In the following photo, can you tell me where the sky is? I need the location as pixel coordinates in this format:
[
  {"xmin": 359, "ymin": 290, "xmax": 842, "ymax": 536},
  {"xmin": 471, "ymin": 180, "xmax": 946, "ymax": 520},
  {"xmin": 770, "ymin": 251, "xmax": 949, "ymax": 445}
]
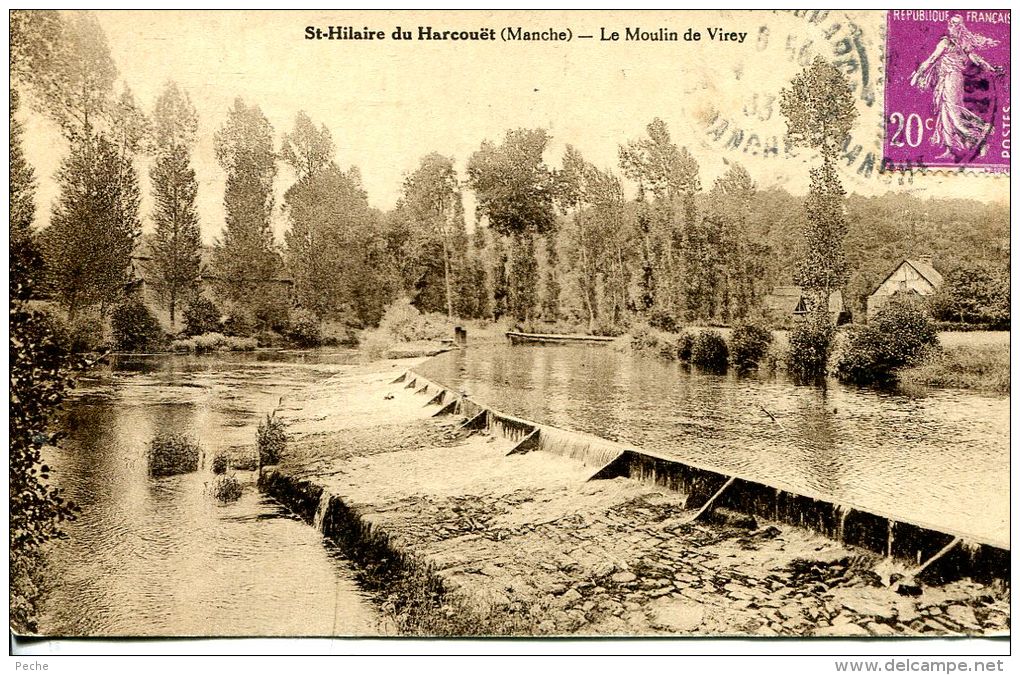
[{"xmin": 18, "ymin": 9, "xmax": 1009, "ymax": 244}]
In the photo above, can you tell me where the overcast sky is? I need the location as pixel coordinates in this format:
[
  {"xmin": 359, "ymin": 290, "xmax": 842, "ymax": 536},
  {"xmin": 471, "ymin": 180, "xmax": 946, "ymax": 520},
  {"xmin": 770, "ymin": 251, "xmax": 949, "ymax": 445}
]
[{"xmin": 19, "ymin": 10, "xmax": 1007, "ymax": 244}]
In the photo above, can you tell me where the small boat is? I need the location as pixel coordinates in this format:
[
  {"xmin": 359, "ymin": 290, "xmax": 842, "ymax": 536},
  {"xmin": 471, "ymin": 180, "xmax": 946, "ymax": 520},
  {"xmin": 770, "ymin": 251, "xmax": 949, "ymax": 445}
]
[{"xmin": 505, "ymin": 331, "xmax": 618, "ymax": 346}]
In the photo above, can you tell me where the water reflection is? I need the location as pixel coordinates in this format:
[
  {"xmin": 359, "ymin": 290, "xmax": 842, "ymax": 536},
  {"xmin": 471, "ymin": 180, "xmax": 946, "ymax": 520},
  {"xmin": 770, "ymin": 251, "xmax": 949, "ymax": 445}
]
[
  {"xmin": 40, "ymin": 352, "xmax": 379, "ymax": 637},
  {"xmin": 418, "ymin": 345, "xmax": 1009, "ymax": 544}
]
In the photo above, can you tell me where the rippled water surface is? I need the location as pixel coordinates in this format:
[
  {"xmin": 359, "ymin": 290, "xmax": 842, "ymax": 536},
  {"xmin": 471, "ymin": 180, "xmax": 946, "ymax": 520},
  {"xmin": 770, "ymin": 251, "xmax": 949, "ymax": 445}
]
[
  {"xmin": 418, "ymin": 345, "xmax": 1010, "ymax": 545},
  {"xmin": 40, "ymin": 351, "xmax": 380, "ymax": 637}
]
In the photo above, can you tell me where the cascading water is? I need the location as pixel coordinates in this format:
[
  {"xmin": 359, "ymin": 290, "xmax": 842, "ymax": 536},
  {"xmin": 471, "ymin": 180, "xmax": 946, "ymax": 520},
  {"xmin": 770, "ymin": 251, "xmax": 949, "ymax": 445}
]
[{"xmin": 313, "ymin": 491, "xmax": 332, "ymax": 532}]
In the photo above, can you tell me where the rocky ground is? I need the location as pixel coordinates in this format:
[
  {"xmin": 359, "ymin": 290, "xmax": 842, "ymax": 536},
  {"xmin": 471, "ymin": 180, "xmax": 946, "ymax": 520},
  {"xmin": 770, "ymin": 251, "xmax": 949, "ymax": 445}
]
[{"xmin": 271, "ymin": 360, "xmax": 1010, "ymax": 638}]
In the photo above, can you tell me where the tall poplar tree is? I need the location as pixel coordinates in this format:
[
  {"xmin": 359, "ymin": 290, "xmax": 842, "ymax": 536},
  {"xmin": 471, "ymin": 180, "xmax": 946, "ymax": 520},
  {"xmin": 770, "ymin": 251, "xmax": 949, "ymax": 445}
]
[
  {"xmin": 212, "ymin": 98, "xmax": 280, "ymax": 313},
  {"xmin": 150, "ymin": 82, "xmax": 201, "ymax": 327}
]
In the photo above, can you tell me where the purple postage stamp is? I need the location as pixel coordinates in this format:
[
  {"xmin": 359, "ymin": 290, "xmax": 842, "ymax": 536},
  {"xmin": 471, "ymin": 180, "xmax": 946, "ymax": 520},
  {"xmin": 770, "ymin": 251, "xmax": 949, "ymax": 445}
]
[{"xmin": 884, "ymin": 10, "xmax": 1010, "ymax": 172}]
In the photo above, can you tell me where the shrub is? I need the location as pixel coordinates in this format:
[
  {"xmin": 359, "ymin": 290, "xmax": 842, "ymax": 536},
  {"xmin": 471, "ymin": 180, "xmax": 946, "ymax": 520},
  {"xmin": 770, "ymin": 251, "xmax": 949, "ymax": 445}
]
[
  {"xmin": 53, "ymin": 311, "xmax": 108, "ymax": 354},
  {"xmin": 286, "ymin": 308, "xmax": 322, "ymax": 347},
  {"xmin": 786, "ymin": 318, "xmax": 836, "ymax": 380},
  {"xmin": 730, "ymin": 323, "xmax": 773, "ymax": 371},
  {"xmin": 256, "ymin": 409, "xmax": 288, "ymax": 466},
  {"xmin": 835, "ymin": 302, "xmax": 939, "ymax": 385},
  {"xmin": 183, "ymin": 296, "xmax": 221, "ymax": 336},
  {"xmin": 648, "ymin": 309, "xmax": 681, "ymax": 334},
  {"xmin": 676, "ymin": 331, "xmax": 695, "ymax": 363},
  {"xmin": 690, "ymin": 330, "xmax": 729, "ymax": 372},
  {"xmin": 148, "ymin": 433, "xmax": 200, "ymax": 477},
  {"xmin": 111, "ymin": 299, "xmax": 166, "ymax": 353},
  {"xmin": 212, "ymin": 475, "xmax": 243, "ymax": 503},
  {"xmin": 211, "ymin": 454, "xmax": 228, "ymax": 475},
  {"xmin": 222, "ymin": 304, "xmax": 257, "ymax": 337}
]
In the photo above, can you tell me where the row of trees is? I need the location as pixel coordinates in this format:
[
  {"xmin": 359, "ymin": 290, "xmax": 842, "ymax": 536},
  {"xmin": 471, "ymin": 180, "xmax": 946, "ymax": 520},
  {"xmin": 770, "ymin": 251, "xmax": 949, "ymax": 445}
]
[{"xmin": 13, "ymin": 12, "xmax": 1009, "ymax": 343}]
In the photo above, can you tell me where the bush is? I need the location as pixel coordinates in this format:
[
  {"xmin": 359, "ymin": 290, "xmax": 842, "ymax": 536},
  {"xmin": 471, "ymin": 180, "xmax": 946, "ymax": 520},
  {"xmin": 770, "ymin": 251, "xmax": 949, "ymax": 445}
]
[
  {"xmin": 53, "ymin": 311, "xmax": 108, "ymax": 354},
  {"xmin": 835, "ymin": 302, "xmax": 939, "ymax": 385},
  {"xmin": 211, "ymin": 454, "xmax": 228, "ymax": 475},
  {"xmin": 786, "ymin": 318, "xmax": 836, "ymax": 380},
  {"xmin": 211, "ymin": 475, "xmax": 243, "ymax": 503},
  {"xmin": 148, "ymin": 433, "xmax": 200, "ymax": 477},
  {"xmin": 730, "ymin": 323, "xmax": 773, "ymax": 371},
  {"xmin": 690, "ymin": 330, "xmax": 729, "ymax": 372},
  {"xmin": 183, "ymin": 296, "xmax": 221, "ymax": 336},
  {"xmin": 676, "ymin": 331, "xmax": 695, "ymax": 363},
  {"xmin": 111, "ymin": 299, "xmax": 166, "ymax": 353},
  {"xmin": 648, "ymin": 309, "xmax": 681, "ymax": 334},
  {"xmin": 222, "ymin": 304, "xmax": 257, "ymax": 337},
  {"xmin": 256, "ymin": 409, "xmax": 288, "ymax": 466},
  {"xmin": 286, "ymin": 308, "xmax": 322, "ymax": 347}
]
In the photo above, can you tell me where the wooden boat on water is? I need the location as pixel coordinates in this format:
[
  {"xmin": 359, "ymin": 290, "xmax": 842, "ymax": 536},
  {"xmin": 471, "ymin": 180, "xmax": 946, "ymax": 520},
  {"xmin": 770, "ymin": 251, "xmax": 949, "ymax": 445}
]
[{"xmin": 505, "ymin": 331, "xmax": 618, "ymax": 346}]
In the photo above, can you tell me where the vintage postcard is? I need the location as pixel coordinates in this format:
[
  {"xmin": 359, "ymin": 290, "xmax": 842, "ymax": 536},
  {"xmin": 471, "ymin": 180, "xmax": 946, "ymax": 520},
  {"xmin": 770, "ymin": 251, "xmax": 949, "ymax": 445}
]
[{"xmin": 9, "ymin": 8, "xmax": 1010, "ymax": 656}]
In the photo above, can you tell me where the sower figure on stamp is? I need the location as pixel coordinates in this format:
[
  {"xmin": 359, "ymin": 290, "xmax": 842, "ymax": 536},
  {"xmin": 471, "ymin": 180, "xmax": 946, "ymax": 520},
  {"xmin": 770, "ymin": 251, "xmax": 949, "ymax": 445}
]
[{"xmin": 909, "ymin": 14, "xmax": 1003, "ymax": 160}]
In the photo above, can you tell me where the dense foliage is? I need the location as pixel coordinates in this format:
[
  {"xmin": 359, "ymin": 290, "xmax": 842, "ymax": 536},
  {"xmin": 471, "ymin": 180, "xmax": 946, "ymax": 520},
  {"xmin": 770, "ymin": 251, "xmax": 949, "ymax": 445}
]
[
  {"xmin": 111, "ymin": 298, "xmax": 165, "ymax": 352},
  {"xmin": 786, "ymin": 319, "xmax": 836, "ymax": 380},
  {"xmin": 835, "ymin": 302, "xmax": 940, "ymax": 385},
  {"xmin": 729, "ymin": 323, "xmax": 773, "ymax": 371},
  {"xmin": 690, "ymin": 330, "xmax": 729, "ymax": 372},
  {"xmin": 10, "ymin": 83, "xmax": 82, "ymax": 633},
  {"xmin": 183, "ymin": 296, "xmax": 221, "ymax": 336},
  {"xmin": 147, "ymin": 433, "xmax": 201, "ymax": 477},
  {"xmin": 256, "ymin": 410, "xmax": 288, "ymax": 466}
]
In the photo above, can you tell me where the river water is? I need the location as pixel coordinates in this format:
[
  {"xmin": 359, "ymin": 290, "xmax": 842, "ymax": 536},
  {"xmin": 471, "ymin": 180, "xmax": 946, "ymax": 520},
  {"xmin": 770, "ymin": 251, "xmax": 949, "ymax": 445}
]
[
  {"xmin": 38, "ymin": 351, "xmax": 381, "ymax": 637},
  {"xmin": 418, "ymin": 344, "xmax": 1010, "ymax": 546}
]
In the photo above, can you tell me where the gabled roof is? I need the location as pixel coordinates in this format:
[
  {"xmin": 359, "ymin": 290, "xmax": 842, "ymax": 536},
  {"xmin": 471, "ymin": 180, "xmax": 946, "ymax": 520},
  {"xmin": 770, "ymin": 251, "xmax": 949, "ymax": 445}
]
[
  {"xmin": 870, "ymin": 258, "xmax": 944, "ymax": 295},
  {"xmin": 764, "ymin": 286, "xmax": 843, "ymax": 314}
]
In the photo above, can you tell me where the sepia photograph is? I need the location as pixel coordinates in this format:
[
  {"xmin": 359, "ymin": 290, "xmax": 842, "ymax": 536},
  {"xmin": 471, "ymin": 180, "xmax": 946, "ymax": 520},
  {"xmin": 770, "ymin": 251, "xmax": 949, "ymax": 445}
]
[{"xmin": 8, "ymin": 7, "xmax": 1010, "ymax": 659}]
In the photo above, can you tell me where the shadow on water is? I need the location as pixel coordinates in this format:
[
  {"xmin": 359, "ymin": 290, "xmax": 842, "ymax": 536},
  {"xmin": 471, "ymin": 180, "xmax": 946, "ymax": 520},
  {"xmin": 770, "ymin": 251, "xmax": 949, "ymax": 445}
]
[{"xmin": 418, "ymin": 344, "xmax": 1009, "ymax": 544}]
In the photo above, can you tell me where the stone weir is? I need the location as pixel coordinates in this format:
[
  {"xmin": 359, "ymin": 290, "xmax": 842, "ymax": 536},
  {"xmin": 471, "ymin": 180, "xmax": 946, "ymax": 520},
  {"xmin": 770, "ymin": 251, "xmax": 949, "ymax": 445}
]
[{"xmin": 401, "ymin": 370, "xmax": 1009, "ymax": 585}]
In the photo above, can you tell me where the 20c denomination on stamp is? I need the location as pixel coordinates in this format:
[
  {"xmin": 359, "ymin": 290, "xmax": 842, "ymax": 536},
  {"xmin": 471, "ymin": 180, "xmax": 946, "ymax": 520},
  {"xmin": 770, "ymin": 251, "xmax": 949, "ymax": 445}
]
[{"xmin": 884, "ymin": 10, "xmax": 1010, "ymax": 172}]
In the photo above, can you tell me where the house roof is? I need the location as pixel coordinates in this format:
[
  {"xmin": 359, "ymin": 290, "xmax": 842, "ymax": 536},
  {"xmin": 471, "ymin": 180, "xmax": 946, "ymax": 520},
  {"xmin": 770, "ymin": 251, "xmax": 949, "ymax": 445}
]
[
  {"xmin": 870, "ymin": 258, "xmax": 944, "ymax": 295},
  {"xmin": 764, "ymin": 286, "xmax": 842, "ymax": 314}
]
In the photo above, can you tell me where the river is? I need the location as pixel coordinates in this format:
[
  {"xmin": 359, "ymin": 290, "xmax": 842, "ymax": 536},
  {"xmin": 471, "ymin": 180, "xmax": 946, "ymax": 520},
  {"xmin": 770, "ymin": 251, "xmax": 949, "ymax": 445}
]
[
  {"xmin": 38, "ymin": 351, "xmax": 382, "ymax": 637},
  {"xmin": 417, "ymin": 344, "xmax": 1010, "ymax": 546}
]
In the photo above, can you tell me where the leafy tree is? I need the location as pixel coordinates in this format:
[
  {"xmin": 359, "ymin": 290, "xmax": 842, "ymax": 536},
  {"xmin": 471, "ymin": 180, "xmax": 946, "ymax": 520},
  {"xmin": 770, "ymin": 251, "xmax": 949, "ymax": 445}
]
[
  {"xmin": 467, "ymin": 129, "xmax": 556, "ymax": 322},
  {"xmin": 12, "ymin": 10, "xmax": 116, "ymax": 139},
  {"xmin": 10, "ymin": 86, "xmax": 81, "ymax": 632},
  {"xmin": 10, "ymin": 90, "xmax": 42, "ymax": 299},
  {"xmin": 400, "ymin": 153, "xmax": 467, "ymax": 319},
  {"xmin": 780, "ymin": 56, "xmax": 858, "ymax": 313},
  {"xmin": 706, "ymin": 163, "xmax": 759, "ymax": 321},
  {"xmin": 928, "ymin": 262, "xmax": 1010, "ymax": 328},
  {"xmin": 284, "ymin": 163, "xmax": 395, "ymax": 326},
  {"xmin": 619, "ymin": 119, "xmax": 705, "ymax": 321},
  {"xmin": 111, "ymin": 298, "xmax": 166, "ymax": 352},
  {"xmin": 42, "ymin": 133, "xmax": 141, "ymax": 317},
  {"xmin": 780, "ymin": 57, "xmax": 858, "ymax": 376},
  {"xmin": 150, "ymin": 82, "xmax": 201, "ymax": 327},
  {"xmin": 212, "ymin": 98, "xmax": 281, "ymax": 316},
  {"xmin": 280, "ymin": 111, "xmax": 335, "ymax": 180},
  {"xmin": 556, "ymin": 146, "xmax": 629, "ymax": 331}
]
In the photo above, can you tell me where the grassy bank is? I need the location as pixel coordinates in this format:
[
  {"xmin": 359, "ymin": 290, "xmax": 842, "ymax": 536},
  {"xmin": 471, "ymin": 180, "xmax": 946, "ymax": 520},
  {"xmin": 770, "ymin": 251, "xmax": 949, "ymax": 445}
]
[{"xmin": 899, "ymin": 342, "xmax": 1010, "ymax": 395}]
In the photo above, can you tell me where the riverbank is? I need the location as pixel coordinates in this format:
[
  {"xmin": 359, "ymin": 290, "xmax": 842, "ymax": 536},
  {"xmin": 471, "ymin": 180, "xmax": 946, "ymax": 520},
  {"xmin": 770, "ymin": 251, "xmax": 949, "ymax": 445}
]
[
  {"xmin": 627, "ymin": 325, "xmax": 1009, "ymax": 395},
  {"xmin": 260, "ymin": 359, "xmax": 1010, "ymax": 637},
  {"xmin": 899, "ymin": 333, "xmax": 1010, "ymax": 395}
]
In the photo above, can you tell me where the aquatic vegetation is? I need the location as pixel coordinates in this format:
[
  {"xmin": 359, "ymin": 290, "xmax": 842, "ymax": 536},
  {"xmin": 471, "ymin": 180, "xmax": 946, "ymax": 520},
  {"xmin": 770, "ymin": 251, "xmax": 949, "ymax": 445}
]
[
  {"xmin": 257, "ymin": 408, "xmax": 288, "ymax": 466},
  {"xmin": 211, "ymin": 475, "xmax": 243, "ymax": 502},
  {"xmin": 148, "ymin": 433, "xmax": 201, "ymax": 477}
]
